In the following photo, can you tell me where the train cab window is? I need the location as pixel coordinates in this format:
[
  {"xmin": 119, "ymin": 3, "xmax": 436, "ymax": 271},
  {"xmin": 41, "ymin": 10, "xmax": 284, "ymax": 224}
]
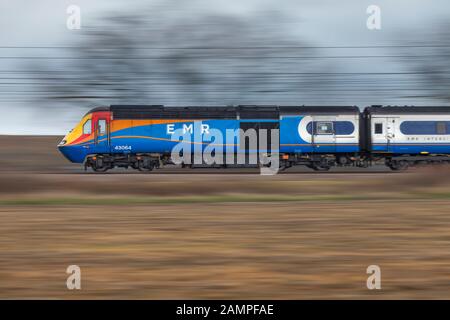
[
  {"xmin": 98, "ymin": 119, "xmax": 107, "ymax": 135},
  {"xmin": 374, "ymin": 123, "xmax": 383, "ymax": 134},
  {"xmin": 316, "ymin": 122, "xmax": 333, "ymax": 135},
  {"xmin": 437, "ymin": 122, "xmax": 446, "ymax": 135},
  {"xmin": 83, "ymin": 119, "xmax": 92, "ymax": 135}
]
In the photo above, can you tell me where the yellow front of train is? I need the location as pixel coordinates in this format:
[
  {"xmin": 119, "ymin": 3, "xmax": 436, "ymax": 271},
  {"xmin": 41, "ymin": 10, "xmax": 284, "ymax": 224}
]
[{"xmin": 58, "ymin": 113, "xmax": 94, "ymax": 163}]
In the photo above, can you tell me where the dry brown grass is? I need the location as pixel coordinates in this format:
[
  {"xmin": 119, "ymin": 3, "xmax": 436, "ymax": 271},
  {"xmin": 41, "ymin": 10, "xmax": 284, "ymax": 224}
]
[{"xmin": 2, "ymin": 201, "xmax": 450, "ymax": 299}]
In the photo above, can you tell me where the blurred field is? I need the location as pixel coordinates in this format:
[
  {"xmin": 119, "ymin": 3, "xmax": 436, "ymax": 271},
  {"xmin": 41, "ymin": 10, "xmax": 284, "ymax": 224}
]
[{"xmin": 2, "ymin": 135, "xmax": 450, "ymax": 299}]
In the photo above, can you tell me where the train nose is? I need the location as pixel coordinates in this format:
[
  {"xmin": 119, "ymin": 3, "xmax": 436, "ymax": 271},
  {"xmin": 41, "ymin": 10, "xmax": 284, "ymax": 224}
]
[
  {"xmin": 58, "ymin": 137, "xmax": 69, "ymax": 158},
  {"xmin": 58, "ymin": 145, "xmax": 72, "ymax": 161},
  {"xmin": 58, "ymin": 144, "xmax": 84, "ymax": 163}
]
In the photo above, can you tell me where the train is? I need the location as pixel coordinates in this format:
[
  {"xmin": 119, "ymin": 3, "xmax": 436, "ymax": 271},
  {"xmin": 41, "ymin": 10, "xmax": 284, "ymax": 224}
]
[{"xmin": 57, "ymin": 105, "xmax": 450, "ymax": 172}]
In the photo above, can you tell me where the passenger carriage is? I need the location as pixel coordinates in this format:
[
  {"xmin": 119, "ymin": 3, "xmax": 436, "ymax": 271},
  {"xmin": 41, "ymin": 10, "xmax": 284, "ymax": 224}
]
[{"xmin": 363, "ymin": 106, "xmax": 450, "ymax": 170}]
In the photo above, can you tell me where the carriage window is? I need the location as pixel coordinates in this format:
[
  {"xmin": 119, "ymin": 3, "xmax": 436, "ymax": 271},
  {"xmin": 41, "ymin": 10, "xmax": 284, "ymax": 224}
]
[
  {"xmin": 437, "ymin": 122, "xmax": 446, "ymax": 135},
  {"xmin": 316, "ymin": 122, "xmax": 333, "ymax": 135},
  {"xmin": 374, "ymin": 123, "xmax": 383, "ymax": 134},
  {"xmin": 83, "ymin": 119, "xmax": 92, "ymax": 135},
  {"xmin": 307, "ymin": 121, "xmax": 354, "ymax": 135},
  {"xmin": 401, "ymin": 121, "xmax": 450, "ymax": 135},
  {"xmin": 98, "ymin": 119, "xmax": 107, "ymax": 135}
]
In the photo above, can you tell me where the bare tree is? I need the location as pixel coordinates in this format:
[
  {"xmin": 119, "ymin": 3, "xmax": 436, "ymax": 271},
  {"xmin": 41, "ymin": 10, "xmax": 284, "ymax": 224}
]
[
  {"xmin": 31, "ymin": 6, "xmax": 332, "ymax": 109},
  {"xmin": 403, "ymin": 23, "xmax": 450, "ymax": 103}
]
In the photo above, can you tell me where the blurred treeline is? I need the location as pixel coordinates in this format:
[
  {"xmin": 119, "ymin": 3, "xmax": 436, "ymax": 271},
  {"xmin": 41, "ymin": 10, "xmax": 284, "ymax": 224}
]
[{"xmin": 2, "ymin": 2, "xmax": 450, "ymax": 110}]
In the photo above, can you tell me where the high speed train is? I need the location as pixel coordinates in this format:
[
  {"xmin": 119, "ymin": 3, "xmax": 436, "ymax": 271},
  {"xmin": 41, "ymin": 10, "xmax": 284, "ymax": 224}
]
[{"xmin": 57, "ymin": 105, "xmax": 450, "ymax": 172}]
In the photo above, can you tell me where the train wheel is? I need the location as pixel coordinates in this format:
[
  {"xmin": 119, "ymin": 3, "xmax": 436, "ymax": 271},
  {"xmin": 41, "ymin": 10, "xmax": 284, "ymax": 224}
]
[
  {"xmin": 92, "ymin": 164, "xmax": 109, "ymax": 173},
  {"xmin": 137, "ymin": 160, "xmax": 154, "ymax": 172},
  {"xmin": 389, "ymin": 160, "xmax": 409, "ymax": 171},
  {"xmin": 312, "ymin": 164, "xmax": 331, "ymax": 171}
]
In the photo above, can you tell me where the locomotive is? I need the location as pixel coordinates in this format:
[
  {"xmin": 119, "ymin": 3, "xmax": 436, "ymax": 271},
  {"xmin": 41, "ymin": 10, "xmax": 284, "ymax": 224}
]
[{"xmin": 57, "ymin": 105, "xmax": 450, "ymax": 172}]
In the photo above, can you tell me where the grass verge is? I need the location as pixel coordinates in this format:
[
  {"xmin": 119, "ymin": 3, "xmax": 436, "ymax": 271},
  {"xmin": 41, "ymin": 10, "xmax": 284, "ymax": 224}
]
[{"xmin": 1, "ymin": 192, "xmax": 449, "ymax": 206}]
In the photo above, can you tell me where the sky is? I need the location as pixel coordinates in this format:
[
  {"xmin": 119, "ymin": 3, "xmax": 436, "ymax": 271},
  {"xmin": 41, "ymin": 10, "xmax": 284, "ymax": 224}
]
[{"xmin": 0, "ymin": 0, "xmax": 449, "ymax": 134}]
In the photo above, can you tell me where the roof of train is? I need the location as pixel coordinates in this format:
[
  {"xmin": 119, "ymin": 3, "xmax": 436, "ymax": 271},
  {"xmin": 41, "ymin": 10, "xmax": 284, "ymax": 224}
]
[
  {"xmin": 365, "ymin": 106, "xmax": 450, "ymax": 114},
  {"xmin": 85, "ymin": 105, "xmax": 450, "ymax": 118},
  {"xmin": 86, "ymin": 105, "xmax": 360, "ymax": 119}
]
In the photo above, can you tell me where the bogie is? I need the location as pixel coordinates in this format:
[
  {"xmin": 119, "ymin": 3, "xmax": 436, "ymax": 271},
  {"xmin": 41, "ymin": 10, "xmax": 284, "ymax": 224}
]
[{"xmin": 85, "ymin": 154, "xmax": 161, "ymax": 173}]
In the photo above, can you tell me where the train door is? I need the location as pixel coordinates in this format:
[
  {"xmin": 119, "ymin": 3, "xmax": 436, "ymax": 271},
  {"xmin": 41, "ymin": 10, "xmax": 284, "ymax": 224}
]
[
  {"xmin": 372, "ymin": 117, "xmax": 396, "ymax": 152},
  {"xmin": 93, "ymin": 116, "xmax": 110, "ymax": 154},
  {"xmin": 239, "ymin": 121, "xmax": 279, "ymax": 165},
  {"xmin": 386, "ymin": 118, "xmax": 397, "ymax": 152},
  {"xmin": 311, "ymin": 116, "xmax": 336, "ymax": 153}
]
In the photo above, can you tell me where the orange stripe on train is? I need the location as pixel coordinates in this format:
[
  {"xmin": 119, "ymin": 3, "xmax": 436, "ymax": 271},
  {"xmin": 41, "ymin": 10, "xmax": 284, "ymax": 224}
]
[{"xmin": 110, "ymin": 119, "xmax": 193, "ymax": 133}]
